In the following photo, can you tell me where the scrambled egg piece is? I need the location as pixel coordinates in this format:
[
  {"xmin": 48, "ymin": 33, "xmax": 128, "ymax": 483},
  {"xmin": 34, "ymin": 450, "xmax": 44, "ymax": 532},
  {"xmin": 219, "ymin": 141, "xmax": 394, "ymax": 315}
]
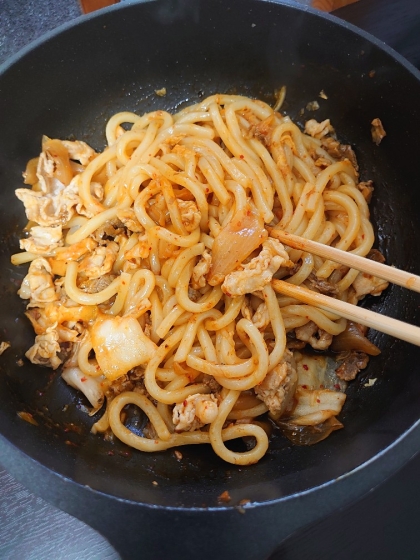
[
  {"xmin": 178, "ymin": 200, "xmax": 201, "ymax": 232},
  {"xmin": 221, "ymin": 238, "xmax": 290, "ymax": 296},
  {"xmin": 78, "ymin": 242, "xmax": 119, "ymax": 279},
  {"xmin": 124, "ymin": 235, "xmax": 151, "ymax": 263},
  {"xmin": 173, "ymin": 393, "xmax": 218, "ymax": 432},
  {"xmin": 55, "ymin": 237, "xmax": 98, "ymax": 262}
]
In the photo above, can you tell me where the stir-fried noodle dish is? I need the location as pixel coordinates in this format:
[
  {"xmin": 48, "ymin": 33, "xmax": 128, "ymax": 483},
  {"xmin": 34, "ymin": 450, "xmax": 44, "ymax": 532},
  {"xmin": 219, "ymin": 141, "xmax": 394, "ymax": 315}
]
[{"xmin": 12, "ymin": 94, "xmax": 388, "ymax": 465}]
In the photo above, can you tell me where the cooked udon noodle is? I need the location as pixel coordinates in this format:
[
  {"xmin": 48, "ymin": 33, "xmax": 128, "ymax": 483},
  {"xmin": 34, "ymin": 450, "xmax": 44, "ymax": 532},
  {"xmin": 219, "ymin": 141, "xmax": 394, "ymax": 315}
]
[{"xmin": 12, "ymin": 94, "xmax": 387, "ymax": 465}]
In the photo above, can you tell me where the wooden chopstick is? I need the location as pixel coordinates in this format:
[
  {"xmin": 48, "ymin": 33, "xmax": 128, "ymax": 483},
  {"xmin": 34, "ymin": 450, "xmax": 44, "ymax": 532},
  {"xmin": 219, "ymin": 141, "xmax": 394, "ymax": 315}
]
[
  {"xmin": 270, "ymin": 229, "xmax": 420, "ymax": 294},
  {"xmin": 271, "ymin": 279, "xmax": 420, "ymax": 346}
]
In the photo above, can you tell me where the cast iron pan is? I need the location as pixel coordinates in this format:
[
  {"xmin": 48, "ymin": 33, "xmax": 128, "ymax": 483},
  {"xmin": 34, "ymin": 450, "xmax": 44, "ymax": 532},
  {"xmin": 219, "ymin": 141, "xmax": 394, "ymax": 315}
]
[{"xmin": 0, "ymin": 1, "xmax": 419, "ymax": 558}]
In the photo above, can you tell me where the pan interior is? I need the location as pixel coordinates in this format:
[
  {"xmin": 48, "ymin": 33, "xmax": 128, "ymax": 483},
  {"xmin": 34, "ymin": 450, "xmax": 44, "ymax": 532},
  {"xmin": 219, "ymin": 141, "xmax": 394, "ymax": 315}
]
[{"xmin": 0, "ymin": 0, "xmax": 419, "ymax": 508}]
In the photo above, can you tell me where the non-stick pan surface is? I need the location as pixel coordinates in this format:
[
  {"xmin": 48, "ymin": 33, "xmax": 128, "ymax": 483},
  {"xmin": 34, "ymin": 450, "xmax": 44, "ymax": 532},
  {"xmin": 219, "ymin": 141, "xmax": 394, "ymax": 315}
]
[{"xmin": 0, "ymin": 1, "xmax": 419, "ymax": 558}]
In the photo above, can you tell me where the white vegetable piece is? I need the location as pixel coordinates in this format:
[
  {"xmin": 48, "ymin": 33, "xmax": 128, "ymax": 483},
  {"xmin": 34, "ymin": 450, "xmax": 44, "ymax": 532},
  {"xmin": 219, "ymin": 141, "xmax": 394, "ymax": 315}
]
[
  {"xmin": 62, "ymin": 366, "xmax": 104, "ymax": 410},
  {"xmin": 90, "ymin": 315, "xmax": 157, "ymax": 380}
]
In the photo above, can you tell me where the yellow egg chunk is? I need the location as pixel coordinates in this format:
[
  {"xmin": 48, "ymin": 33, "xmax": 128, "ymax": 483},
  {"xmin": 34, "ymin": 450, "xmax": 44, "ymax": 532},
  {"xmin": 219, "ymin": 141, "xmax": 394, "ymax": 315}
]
[{"xmin": 91, "ymin": 315, "xmax": 157, "ymax": 380}]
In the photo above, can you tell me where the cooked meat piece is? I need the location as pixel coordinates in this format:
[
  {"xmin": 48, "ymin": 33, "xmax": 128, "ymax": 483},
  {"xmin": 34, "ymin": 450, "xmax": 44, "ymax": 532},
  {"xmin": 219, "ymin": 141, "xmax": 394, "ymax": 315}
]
[
  {"xmin": 352, "ymin": 272, "xmax": 388, "ymax": 301},
  {"xmin": 105, "ymin": 374, "xmax": 133, "ymax": 398},
  {"xmin": 357, "ymin": 180, "xmax": 374, "ymax": 203},
  {"xmin": 222, "ymin": 238, "xmax": 291, "ymax": 297},
  {"xmin": 335, "ymin": 351, "xmax": 369, "ymax": 381},
  {"xmin": 91, "ymin": 219, "xmax": 124, "ymax": 243},
  {"xmin": 25, "ymin": 304, "xmax": 80, "ymax": 342},
  {"xmin": 306, "ymin": 101, "xmax": 320, "ymax": 112},
  {"xmin": 347, "ymin": 253, "xmax": 388, "ymax": 303},
  {"xmin": 255, "ymin": 349, "xmax": 297, "ymax": 418},
  {"xmin": 202, "ymin": 374, "xmax": 222, "ymax": 393},
  {"xmin": 304, "ymin": 118, "xmax": 334, "ymax": 139},
  {"xmin": 367, "ymin": 248, "xmax": 386, "ymax": 263},
  {"xmin": 371, "ymin": 118, "xmax": 386, "ymax": 145},
  {"xmin": 78, "ymin": 274, "xmax": 117, "ymax": 294},
  {"xmin": 314, "ymin": 156, "xmax": 333, "ymax": 169},
  {"xmin": 251, "ymin": 115, "xmax": 275, "ymax": 145},
  {"xmin": 20, "ymin": 225, "xmax": 63, "ymax": 255},
  {"xmin": 307, "ymin": 272, "xmax": 339, "ymax": 296},
  {"xmin": 18, "ymin": 257, "xmax": 58, "ymax": 307},
  {"xmin": 61, "ymin": 140, "xmax": 96, "ymax": 165},
  {"xmin": 15, "ymin": 152, "xmax": 79, "ymax": 227},
  {"xmin": 172, "ymin": 393, "xmax": 219, "ymax": 432},
  {"xmin": 191, "ymin": 250, "xmax": 212, "ymax": 289},
  {"xmin": 321, "ymin": 137, "xmax": 359, "ymax": 170},
  {"xmin": 25, "ymin": 327, "xmax": 62, "ymax": 369},
  {"xmin": 286, "ymin": 334, "xmax": 306, "ymax": 350},
  {"xmin": 295, "ymin": 320, "xmax": 333, "ymax": 350}
]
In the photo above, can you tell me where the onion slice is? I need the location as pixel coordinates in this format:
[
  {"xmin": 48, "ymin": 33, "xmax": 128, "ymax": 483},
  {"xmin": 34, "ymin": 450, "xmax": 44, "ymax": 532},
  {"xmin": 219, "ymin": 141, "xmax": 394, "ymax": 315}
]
[
  {"xmin": 276, "ymin": 416, "xmax": 343, "ymax": 446},
  {"xmin": 331, "ymin": 321, "xmax": 380, "ymax": 356},
  {"xmin": 208, "ymin": 204, "xmax": 267, "ymax": 286}
]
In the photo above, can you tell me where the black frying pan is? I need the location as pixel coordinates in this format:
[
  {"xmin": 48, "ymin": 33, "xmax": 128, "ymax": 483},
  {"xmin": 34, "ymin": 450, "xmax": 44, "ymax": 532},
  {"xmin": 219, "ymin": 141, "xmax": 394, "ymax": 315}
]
[{"xmin": 0, "ymin": 1, "xmax": 419, "ymax": 558}]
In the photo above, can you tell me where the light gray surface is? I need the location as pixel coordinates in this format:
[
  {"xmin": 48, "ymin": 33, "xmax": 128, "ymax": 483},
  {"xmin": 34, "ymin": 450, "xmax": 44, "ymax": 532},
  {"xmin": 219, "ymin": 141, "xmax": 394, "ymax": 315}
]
[
  {"xmin": 0, "ymin": 0, "xmax": 81, "ymax": 65},
  {"xmin": 0, "ymin": 470, "xmax": 119, "ymax": 560}
]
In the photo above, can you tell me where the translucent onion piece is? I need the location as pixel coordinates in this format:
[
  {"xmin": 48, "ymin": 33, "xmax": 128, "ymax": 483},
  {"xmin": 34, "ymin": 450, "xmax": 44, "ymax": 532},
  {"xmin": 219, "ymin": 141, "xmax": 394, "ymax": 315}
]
[
  {"xmin": 207, "ymin": 204, "xmax": 267, "ymax": 286},
  {"xmin": 331, "ymin": 321, "xmax": 380, "ymax": 356},
  {"xmin": 276, "ymin": 416, "xmax": 344, "ymax": 446},
  {"xmin": 42, "ymin": 137, "xmax": 73, "ymax": 187}
]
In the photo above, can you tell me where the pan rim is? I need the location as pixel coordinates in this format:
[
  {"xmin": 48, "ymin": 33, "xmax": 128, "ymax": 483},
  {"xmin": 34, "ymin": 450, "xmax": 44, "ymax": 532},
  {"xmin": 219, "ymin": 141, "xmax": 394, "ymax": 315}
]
[
  {"xmin": 1, "ymin": 0, "xmax": 420, "ymax": 82},
  {"xmin": 1, "ymin": 416, "xmax": 420, "ymax": 513},
  {"xmin": 1, "ymin": 0, "xmax": 420, "ymax": 518}
]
